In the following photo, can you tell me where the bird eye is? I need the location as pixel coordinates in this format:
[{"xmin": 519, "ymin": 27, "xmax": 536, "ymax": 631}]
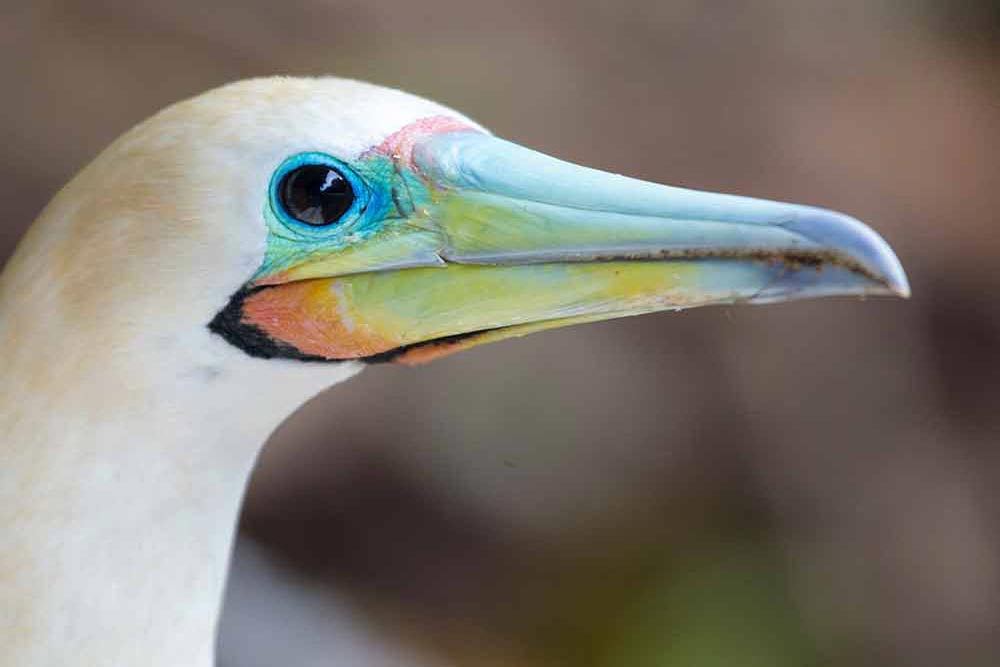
[{"xmin": 278, "ymin": 164, "xmax": 355, "ymax": 226}]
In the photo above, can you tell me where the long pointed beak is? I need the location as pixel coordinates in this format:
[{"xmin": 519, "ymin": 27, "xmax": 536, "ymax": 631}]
[
  {"xmin": 416, "ymin": 132, "xmax": 908, "ymax": 298},
  {"xmin": 241, "ymin": 129, "xmax": 909, "ymax": 363}
]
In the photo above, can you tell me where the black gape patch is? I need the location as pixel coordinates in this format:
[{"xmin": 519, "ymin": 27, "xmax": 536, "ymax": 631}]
[
  {"xmin": 361, "ymin": 330, "xmax": 492, "ymax": 364},
  {"xmin": 208, "ymin": 286, "xmax": 331, "ymax": 363},
  {"xmin": 208, "ymin": 286, "xmax": 488, "ymax": 364}
]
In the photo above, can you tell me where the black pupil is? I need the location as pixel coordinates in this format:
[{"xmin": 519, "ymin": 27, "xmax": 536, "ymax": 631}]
[{"xmin": 279, "ymin": 165, "xmax": 354, "ymax": 226}]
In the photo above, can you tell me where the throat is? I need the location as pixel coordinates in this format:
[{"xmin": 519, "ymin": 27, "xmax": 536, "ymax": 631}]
[
  {"xmin": 0, "ymin": 339, "xmax": 359, "ymax": 667},
  {"xmin": 1, "ymin": 401, "xmax": 257, "ymax": 666}
]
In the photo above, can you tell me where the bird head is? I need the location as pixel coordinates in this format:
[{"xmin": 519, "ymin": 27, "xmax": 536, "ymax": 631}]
[{"xmin": 13, "ymin": 77, "xmax": 907, "ymax": 374}]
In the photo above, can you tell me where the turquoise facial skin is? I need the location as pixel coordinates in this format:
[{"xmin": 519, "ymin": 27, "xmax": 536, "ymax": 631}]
[{"xmin": 257, "ymin": 151, "xmax": 434, "ymax": 281}]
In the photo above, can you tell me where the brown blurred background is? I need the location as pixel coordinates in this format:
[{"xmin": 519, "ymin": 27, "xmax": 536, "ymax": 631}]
[{"xmin": 3, "ymin": 1, "xmax": 999, "ymax": 665}]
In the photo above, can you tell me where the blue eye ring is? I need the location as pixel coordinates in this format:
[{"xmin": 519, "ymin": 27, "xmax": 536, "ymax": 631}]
[{"xmin": 268, "ymin": 152, "xmax": 371, "ymax": 238}]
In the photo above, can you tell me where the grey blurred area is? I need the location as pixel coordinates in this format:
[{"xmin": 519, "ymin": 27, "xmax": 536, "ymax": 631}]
[{"xmin": 3, "ymin": 1, "xmax": 1000, "ymax": 665}]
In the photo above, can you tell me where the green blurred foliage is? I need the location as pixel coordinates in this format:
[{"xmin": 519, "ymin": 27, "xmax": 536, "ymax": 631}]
[{"xmin": 603, "ymin": 545, "xmax": 816, "ymax": 667}]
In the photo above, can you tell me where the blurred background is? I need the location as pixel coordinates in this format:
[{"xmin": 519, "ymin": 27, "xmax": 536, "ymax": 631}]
[{"xmin": 2, "ymin": 1, "xmax": 999, "ymax": 665}]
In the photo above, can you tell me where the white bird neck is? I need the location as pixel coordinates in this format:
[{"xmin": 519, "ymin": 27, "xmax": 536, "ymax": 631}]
[{"xmin": 0, "ymin": 232, "xmax": 361, "ymax": 666}]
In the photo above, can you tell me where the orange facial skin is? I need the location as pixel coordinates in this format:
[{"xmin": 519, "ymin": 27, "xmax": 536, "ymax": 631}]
[{"xmin": 241, "ymin": 280, "xmax": 398, "ymax": 360}]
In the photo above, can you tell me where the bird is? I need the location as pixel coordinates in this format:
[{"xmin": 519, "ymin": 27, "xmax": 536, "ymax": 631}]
[{"xmin": 0, "ymin": 77, "xmax": 908, "ymax": 666}]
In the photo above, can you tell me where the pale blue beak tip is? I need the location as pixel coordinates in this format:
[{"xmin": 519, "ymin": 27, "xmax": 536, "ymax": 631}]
[{"xmin": 786, "ymin": 207, "xmax": 911, "ymax": 299}]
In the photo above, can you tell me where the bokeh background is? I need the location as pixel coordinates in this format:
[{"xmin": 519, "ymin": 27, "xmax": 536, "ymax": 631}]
[{"xmin": 3, "ymin": 1, "xmax": 999, "ymax": 665}]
